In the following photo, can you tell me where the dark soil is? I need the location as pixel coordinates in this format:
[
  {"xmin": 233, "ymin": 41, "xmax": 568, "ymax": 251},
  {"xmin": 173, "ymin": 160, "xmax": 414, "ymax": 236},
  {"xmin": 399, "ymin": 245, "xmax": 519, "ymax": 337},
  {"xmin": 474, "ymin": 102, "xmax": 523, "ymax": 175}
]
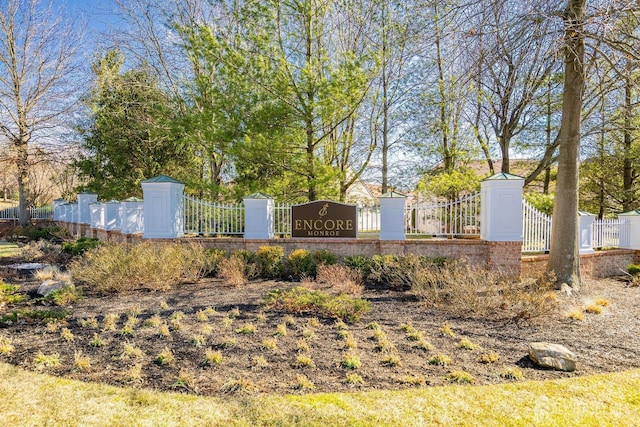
[{"xmin": 1, "ymin": 256, "xmax": 639, "ymax": 396}]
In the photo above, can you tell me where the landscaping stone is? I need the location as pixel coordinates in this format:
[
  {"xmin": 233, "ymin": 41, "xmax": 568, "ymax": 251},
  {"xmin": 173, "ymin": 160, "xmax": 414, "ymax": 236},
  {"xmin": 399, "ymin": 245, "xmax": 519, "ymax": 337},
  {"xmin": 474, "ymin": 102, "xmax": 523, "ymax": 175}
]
[
  {"xmin": 528, "ymin": 342, "xmax": 577, "ymax": 372},
  {"xmin": 37, "ymin": 279, "xmax": 72, "ymax": 297}
]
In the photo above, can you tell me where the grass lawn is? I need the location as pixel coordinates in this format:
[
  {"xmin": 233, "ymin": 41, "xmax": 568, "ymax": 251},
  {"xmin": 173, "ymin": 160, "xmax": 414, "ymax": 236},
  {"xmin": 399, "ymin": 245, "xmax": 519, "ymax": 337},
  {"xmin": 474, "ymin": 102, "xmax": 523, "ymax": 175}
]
[
  {"xmin": 0, "ymin": 241, "xmax": 19, "ymax": 258},
  {"xmin": 0, "ymin": 362, "xmax": 638, "ymax": 426}
]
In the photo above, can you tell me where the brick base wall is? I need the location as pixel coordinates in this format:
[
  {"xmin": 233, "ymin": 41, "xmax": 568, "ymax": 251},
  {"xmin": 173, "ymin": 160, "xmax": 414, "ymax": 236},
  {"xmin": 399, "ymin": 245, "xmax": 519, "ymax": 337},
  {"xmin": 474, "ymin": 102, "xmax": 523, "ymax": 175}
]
[{"xmin": 521, "ymin": 249, "xmax": 639, "ymax": 279}]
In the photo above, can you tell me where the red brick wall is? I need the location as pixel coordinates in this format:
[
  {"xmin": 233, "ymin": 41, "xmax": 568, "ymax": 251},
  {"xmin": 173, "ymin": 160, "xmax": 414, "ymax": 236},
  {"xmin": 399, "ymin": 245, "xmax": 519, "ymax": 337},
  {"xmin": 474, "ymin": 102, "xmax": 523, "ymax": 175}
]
[{"xmin": 522, "ymin": 249, "xmax": 637, "ymax": 279}]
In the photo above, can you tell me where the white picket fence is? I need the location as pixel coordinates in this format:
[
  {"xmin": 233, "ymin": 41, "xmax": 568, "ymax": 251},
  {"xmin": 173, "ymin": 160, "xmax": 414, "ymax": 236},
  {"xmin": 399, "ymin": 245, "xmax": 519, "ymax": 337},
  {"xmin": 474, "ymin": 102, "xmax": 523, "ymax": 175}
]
[
  {"xmin": 0, "ymin": 206, "xmax": 53, "ymax": 221},
  {"xmin": 521, "ymin": 200, "xmax": 630, "ymax": 253},
  {"xmin": 406, "ymin": 193, "xmax": 481, "ymax": 236},
  {"xmin": 183, "ymin": 194, "xmax": 244, "ymax": 235}
]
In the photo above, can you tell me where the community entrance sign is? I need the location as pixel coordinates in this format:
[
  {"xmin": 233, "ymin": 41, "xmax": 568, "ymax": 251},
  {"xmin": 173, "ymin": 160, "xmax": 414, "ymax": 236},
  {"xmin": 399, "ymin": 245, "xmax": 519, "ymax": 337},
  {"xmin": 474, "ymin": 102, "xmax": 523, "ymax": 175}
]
[{"xmin": 291, "ymin": 201, "xmax": 357, "ymax": 238}]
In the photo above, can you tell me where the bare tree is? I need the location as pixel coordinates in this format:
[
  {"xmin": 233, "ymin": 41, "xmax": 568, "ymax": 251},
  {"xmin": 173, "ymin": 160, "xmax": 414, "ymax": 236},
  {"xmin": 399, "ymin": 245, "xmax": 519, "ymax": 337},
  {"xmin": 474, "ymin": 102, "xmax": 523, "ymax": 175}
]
[{"xmin": 0, "ymin": 0, "xmax": 82, "ymax": 225}]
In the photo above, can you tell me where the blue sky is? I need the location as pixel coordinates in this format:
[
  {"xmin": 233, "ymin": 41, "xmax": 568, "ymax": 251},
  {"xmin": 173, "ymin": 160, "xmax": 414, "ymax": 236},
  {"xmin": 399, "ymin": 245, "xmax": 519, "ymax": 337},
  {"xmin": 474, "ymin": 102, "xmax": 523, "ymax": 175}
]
[{"xmin": 61, "ymin": 0, "xmax": 121, "ymax": 34}]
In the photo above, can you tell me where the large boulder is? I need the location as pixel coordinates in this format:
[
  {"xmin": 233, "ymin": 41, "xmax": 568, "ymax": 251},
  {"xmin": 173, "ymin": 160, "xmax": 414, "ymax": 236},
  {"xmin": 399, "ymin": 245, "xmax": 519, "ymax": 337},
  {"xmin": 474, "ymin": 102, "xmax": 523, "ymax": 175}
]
[
  {"xmin": 37, "ymin": 279, "xmax": 73, "ymax": 297},
  {"xmin": 528, "ymin": 342, "xmax": 577, "ymax": 372}
]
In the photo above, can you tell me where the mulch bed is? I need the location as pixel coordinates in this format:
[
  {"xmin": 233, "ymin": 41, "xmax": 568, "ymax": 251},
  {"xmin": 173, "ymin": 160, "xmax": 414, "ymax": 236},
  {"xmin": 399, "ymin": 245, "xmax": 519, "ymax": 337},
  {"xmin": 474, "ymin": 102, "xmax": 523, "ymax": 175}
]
[{"xmin": 1, "ymin": 257, "xmax": 639, "ymax": 396}]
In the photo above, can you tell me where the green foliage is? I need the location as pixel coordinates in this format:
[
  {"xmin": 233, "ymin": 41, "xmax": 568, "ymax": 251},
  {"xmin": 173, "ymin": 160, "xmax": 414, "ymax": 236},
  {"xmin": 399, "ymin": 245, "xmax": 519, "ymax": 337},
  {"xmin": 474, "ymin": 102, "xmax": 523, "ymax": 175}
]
[
  {"xmin": 628, "ymin": 264, "xmax": 640, "ymax": 276},
  {"xmin": 263, "ymin": 287, "xmax": 371, "ymax": 323},
  {"xmin": 203, "ymin": 249, "xmax": 226, "ymax": 277},
  {"xmin": 45, "ymin": 286, "xmax": 81, "ymax": 306},
  {"xmin": 62, "ymin": 237, "xmax": 101, "ymax": 256},
  {"xmin": 70, "ymin": 242, "xmax": 210, "ymax": 293},
  {"xmin": 0, "ymin": 282, "xmax": 27, "ymax": 306},
  {"xmin": 525, "ymin": 192, "xmax": 554, "ymax": 216},
  {"xmin": 0, "ymin": 308, "xmax": 70, "ymax": 324},
  {"xmin": 75, "ymin": 49, "xmax": 194, "ymax": 199},
  {"xmin": 256, "ymin": 246, "xmax": 284, "ymax": 279},
  {"xmin": 313, "ymin": 249, "xmax": 337, "ymax": 266},
  {"xmin": 287, "ymin": 249, "xmax": 316, "ymax": 279},
  {"xmin": 5, "ymin": 225, "xmax": 65, "ymax": 242},
  {"xmin": 416, "ymin": 168, "xmax": 481, "ymax": 200},
  {"xmin": 342, "ymin": 256, "xmax": 373, "ymax": 278}
]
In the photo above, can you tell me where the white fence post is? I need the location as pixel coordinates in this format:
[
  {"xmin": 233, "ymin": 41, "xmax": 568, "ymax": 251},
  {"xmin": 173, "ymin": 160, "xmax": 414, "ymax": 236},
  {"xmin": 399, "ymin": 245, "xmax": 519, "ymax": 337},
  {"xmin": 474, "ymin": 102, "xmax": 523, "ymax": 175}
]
[
  {"xmin": 77, "ymin": 192, "xmax": 98, "ymax": 224},
  {"xmin": 142, "ymin": 176, "xmax": 185, "ymax": 239},
  {"xmin": 121, "ymin": 197, "xmax": 144, "ymax": 235},
  {"xmin": 379, "ymin": 191, "xmax": 406, "ymax": 240},
  {"xmin": 480, "ymin": 173, "xmax": 524, "ymax": 242},
  {"xmin": 579, "ymin": 212, "xmax": 595, "ymax": 253},
  {"xmin": 89, "ymin": 202, "xmax": 104, "ymax": 229},
  {"xmin": 243, "ymin": 193, "xmax": 274, "ymax": 239},
  {"xmin": 619, "ymin": 210, "xmax": 640, "ymax": 249},
  {"xmin": 104, "ymin": 200, "xmax": 122, "ymax": 231},
  {"xmin": 52, "ymin": 199, "xmax": 66, "ymax": 221}
]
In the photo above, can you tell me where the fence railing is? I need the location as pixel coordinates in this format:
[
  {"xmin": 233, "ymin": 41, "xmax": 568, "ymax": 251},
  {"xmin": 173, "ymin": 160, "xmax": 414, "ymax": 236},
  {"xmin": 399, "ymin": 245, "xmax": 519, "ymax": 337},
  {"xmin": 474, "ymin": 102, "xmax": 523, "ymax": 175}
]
[
  {"xmin": 183, "ymin": 195, "xmax": 244, "ymax": 236},
  {"xmin": 406, "ymin": 193, "xmax": 481, "ymax": 236},
  {"xmin": 593, "ymin": 218, "xmax": 628, "ymax": 249},
  {"xmin": 0, "ymin": 206, "xmax": 53, "ymax": 221},
  {"xmin": 522, "ymin": 200, "xmax": 551, "ymax": 253}
]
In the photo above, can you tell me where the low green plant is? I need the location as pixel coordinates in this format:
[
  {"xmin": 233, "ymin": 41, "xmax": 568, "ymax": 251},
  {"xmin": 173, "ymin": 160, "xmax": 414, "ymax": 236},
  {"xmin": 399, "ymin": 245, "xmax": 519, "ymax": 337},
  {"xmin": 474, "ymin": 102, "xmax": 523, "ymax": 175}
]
[
  {"xmin": 341, "ymin": 352, "xmax": 362, "ymax": 370},
  {"xmin": 479, "ymin": 351, "xmax": 500, "ymax": 364},
  {"xmin": 62, "ymin": 237, "xmax": 101, "ymax": 256},
  {"xmin": 313, "ymin": 249, "xmax": 337, "ymax": 266},
  {"xmin": 446, "ymin": 370, "xmax": 475, "ymax": 384},
  {"xmin": 221, "ymin": 378, "xmax": 256, "ymax": 394},
  {"xmin": 343, "ymin": 372, "xmax": 365, "ymax": 385},
  {"xmin": 89, "ymin": 333, "xmax": 105, "ymax": 348},
  {"xmin": 256, "ymin": 246, "xmax": 284, "ymax": 279},
  {"xmin": 287, "ymin": 249, "xmax": 316, "ymax": 279},
  {"xmin": 264, "ymin": 287, "xmax": 371, "ymax": 323},
  {"xmin": 202, "ymin": 349, "xmax": 223, "ymax": 366},
  {"xmin": 155, "ymin": 348, "xmax": 175, "ymax": 365},
  {"xmin": 343, "ymin": 255, "xmax": 373, "ymax": 279},
  {"xmin": 236, "ymin": 323, "xmax": 256, "ymax": 334},
  {"xmin": 428, "ymin": 354, "xmax": 452, "ymax": 366},
  {"xmin": 628, "ymin": 264, "xmax": 640, "ymax": 276},
  {"xmin": 296, "ymin": 354, "xmax": 315, "ymax": 368},
  {"xmin": 33, "ymin": 351, "xmax": 60, "ymax": 370},
  {"xmin": 79, "ymin": 317, "xmax": 99, "ymax": 329},
  {"xmin": 294, "ymin": 374, "xmax": 316, "ymax": 391},
  {"xmin": 191, "ymin": 334, "xmax": 207, "ymax": 347},
  {"xmin": 459, "ymin": 337, "xmax": 481, "ymax": 351},
  {"xmin": 46, "ymin": 286, "xmax": 81, "ymax": 306},
  {"xmin": 0, "ymin": 335, "xmax": 15, "ymax": 355},
  {"xmin": 381, "ymin": 354, "xmax": 402, "ymax": 367},
  {"xmin": 500, "ymin": 367, "xmax": 524, "ymax": 381},
  {"xmin": 0, "ymin": 282, "xmax": 27, "ymax": 306},
  {"xmin": 0, "ymin": 308, "xmax": 70, "ymax": 324}
]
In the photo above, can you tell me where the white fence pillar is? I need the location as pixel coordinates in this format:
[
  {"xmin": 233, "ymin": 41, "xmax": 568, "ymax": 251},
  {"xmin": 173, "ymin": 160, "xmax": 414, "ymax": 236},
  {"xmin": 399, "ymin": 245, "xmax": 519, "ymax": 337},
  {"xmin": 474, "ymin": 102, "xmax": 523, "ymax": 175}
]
[
  {"xmin": 52, "ymin": 199, "xmax": 66, "ymax": 221},
  {"xmin": 77, "ymin": 192, "xmax": 98, "ymax": 225},
  {"xmin": 142, "ymin": 176, "xmax": 185, "ymax": 239},
  {"xmin": 104, "ymin": 200, "xmax": 122, "ymax": 231},
  {"xmin": 70, "ymin": 203, "xmax": 79, "ymax": 224},
  {"xmin": 620, "ymin": 210, "xmax": 640, "ymax": 250},
  {"xmin": 90, "ymin": 202, "xmax": 104, "ymax": 229},
  {"xmin": 579, "ymin": 212, "xmax": 595, "ymax": 254},
  {"xmin": 243, "ymin": 193, "xmax": 274, "ymax": 239},
  {"xmin": 379, "ymin": 191, "xmax": 406, "ymax": 240},
  {"xmin": 480, "ymin": 173, "xmax": 524, "ymax": 242},
  {"xmin": 121, "ymin": 197, "xmax": 144, "ymax": 235}
]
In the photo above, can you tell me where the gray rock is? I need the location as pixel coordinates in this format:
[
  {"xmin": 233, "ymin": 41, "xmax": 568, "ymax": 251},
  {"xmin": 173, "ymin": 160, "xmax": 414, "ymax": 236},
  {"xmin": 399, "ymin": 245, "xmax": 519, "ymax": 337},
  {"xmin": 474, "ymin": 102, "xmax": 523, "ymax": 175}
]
[
  {"xmin": 37, "ymin": 279, "xmax": 73, "ymax": 297},
  {"xmin": 528, "ymin": 342, "xmax": 577, "ymax": 372}
]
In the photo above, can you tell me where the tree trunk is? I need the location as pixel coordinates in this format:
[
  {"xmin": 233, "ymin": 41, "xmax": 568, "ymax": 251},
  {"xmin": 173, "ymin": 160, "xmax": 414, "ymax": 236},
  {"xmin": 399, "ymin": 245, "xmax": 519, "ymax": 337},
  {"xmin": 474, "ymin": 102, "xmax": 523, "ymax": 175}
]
[
  {"xmin": 622, "ymin": 65, "xmax": 634, "ymax": 211},
  {"xmin": 547, "ymin": 0, "xmax": 586, "ymax": 290}
]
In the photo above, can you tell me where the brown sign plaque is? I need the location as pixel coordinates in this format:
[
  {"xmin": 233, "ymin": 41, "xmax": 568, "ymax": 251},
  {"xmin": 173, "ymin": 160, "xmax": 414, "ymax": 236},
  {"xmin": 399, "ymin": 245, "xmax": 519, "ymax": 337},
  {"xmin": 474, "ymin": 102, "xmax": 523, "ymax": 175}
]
[{"xmin": 291, "ymin": 200, "xmax": 357, "ymax": 238}]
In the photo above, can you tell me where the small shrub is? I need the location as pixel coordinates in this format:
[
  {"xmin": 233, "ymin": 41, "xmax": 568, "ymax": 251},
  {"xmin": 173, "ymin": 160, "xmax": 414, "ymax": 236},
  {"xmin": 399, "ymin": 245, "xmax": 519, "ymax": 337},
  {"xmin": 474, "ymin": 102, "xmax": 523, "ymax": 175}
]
[
  {"xmin": 566, "ymin": 308, "xmax": 584, "ymax": 321},
  {"xmin": 287, "ymin": 249, "xmax": 316, "ymax": 279},
  {"xmin": 381, "ymin": 354, "xmax": 402, "ymax": 367},
  {"xmin": 458, "ymin": 337, "xmax": 481, "ymax": 351},
  {"xmin": 479, "ymin": 351, "xmax": 500, "ymax": 364},
  {"xmin": 0, "ymin": 335, "xmax": 15, "ymax": 355},
  {"xmin": 46, "ymin": 286, "xmax": 81, "ymax": 306},
  {"xmin": 203, "ymin": 248, "xmax": 226, "ymax": 276},
  {"xmin": 173, "ymin": 369, "xmax": 199, "ymax": 393},
  {"xmin": 261, "ymin": 338, "xmax": 278, "ymax": 350},
  {"xmin": 121, "ymin": 343, "xmax": 144, "ymax": 360},
  {"xmin": 628, "ymin": 264, "xmax": 640, "ymax": 276},
  {"xmin": 202, "ymin": 349, "xmax": 223, "ymax": 366},
  {"xmin": 446, "ymin": 370, "xmax": 475, "ymax": 384},
  {"xmin": 236, "ymin": 323, "xmax": 256, "ymax": 334},
  {"xmin": 263, "ymin": 287, "xmax": 371, "ymax": 323},
  {"xmin": 296, "ymin": 340, "xmax": 310, "ymax": 353},
  {"xmin": 428, "ymin": 354, "xmax": 452, "ymax": 366},
  {"xmin": 60, "ymin": 327, "xmax": 75, "ymax": 342},
  {"xmin": 79, "ymin": 317, "xmax": 99, "ymax": 329},
  {"xmin": 313, "ymin": 249, "xmax": 337, "ymax": 266},
  {"xmin": 221, "ymin": 378, "xmax": 256, "ymax": 394},
  {"xmin": 401, "ymin": 374, "xmax": 426, "ymax": 386},
  {"xmin": 343, "ymin": 373, "xmax": 365, "ymax": 385},
  {"xmin": 34, "ymin": 352, "xmax": 60, "ymax": 370},
  {"xmin": 594, "ymin": 298, "xmax": 609, "ymax": 307},
  {"xmin": 253, "ymin": 355, "xmax": 269, "ymax": 368},
  {"xmin": 191, "ymin": 334, "xmax": 207, "ymax": 347},
  {"xmin": 155, "ymin": 348, "xmax": 175, "ymax": 365},
  {"xmin": 585, "ymin": 304, "xmax": 603, "ymax": 314},
  {"xmin": 341, "ymin": 352, "xmax": 362, "ymax": 370},
  {"xmin": 343, "ymin": 255, "xmax": 373, "ymax": 278},
  {"xmin": 123, "ymin": 364, "xmax": 143, "ymax": 383},
  {"xmin": 89, "ymin": 333, "xmax": 105, "ymax": 348},
  {"xmin": 256, "ymin": 246, "xmax": 284, "ymax": 279},
  {"xmin": 441, "ymin": 323, "xmax": 456, "ymax": 338},
  {"xmin": 275, "ymin": 323, "xmax": 288, "ymax": 337},
  {"xmin": 500, "ymin": 367, "xmax": 524, "ymax": 381},
  {"xmin": 296, "ymin": 354, "xmax": 315, "ymax": 368},
  {"xmin": 73, "ymin": 351, "xmax": 92, "ymax": 371},
  {"xmin": 218, "ymin": 255, "xmax": 250, "ymax": 286},
  {"xmin": 62, "ymin": 237, "xmax": 101, "ymax": 256},
  {"xmin": 294, "ymin": 374, "xmax": 316, "ymax": 391},
  {"xmin": 316, "ymin": 264, "xmax": 364, "ymax": 295}
]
